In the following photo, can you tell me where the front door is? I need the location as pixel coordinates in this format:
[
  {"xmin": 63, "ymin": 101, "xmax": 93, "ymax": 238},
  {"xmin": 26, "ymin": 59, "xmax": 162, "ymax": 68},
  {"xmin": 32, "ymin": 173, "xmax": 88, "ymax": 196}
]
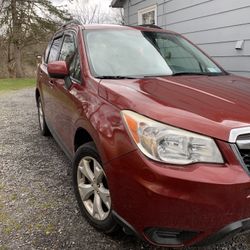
[{"xmin": 51, "ymin": 31, "xmax": 84, "ymax": 156}]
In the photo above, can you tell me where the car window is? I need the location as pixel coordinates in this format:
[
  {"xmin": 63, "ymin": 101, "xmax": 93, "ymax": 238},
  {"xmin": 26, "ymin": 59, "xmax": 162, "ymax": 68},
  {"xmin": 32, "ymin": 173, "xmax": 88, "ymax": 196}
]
[
  {"xmin": 59, "ymin": 33, "xmax": 82, "ymax": 82},
  {"xmin": 47, "ymin": 36, "xmax": 63, "ymax": 63},
  {"xmin": 156, "ymin": 38, "xmax": 202, "ymax": 72},
  {"xmin": 84, "ymin": 30, "xmax": 223, "ymax": 77},
  {"xmin": 85, "ymin": 30, "xmax": 172, "ymax": 77},
  {"xmin": 59, "ymin": 35, "xmax": 76, "ymax": 63},
  {"xmin": 44, "ymin": 40, "xmax": 52, "ymax": 63},
  {"xmin": 69, "ymin": 52, "xmax": 82, "ymax": 82}
]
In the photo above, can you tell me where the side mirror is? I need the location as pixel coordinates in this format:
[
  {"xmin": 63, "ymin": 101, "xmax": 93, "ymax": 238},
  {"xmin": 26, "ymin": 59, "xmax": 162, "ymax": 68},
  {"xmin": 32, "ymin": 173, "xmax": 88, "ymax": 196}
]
[{"xmin": 48, "ymin": 61, "xmax": 69, "ymax": 79}]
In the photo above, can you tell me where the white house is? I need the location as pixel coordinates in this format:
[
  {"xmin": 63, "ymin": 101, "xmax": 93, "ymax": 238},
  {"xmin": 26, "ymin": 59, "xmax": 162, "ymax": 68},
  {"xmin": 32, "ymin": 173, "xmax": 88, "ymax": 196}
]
[{"xmin": 111, "ymin": 0, "xmax": 250, "ymax": 78}]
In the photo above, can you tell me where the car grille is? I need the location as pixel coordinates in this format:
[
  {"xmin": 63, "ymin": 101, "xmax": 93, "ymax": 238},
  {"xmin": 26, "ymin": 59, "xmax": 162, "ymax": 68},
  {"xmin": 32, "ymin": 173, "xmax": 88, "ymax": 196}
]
[
  {"xmin": 235, "ymin": 134, "xmax": 250, "ymax": 174},
  {"xmin": 237, "ymin": 149, "xmax": 250, "ymax": 172}
]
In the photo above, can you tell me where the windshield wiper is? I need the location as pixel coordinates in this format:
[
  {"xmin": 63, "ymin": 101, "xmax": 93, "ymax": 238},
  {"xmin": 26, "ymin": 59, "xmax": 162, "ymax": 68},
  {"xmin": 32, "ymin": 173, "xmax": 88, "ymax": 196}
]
[
  {"xmin": 96, "ymin": 75, "xmax": 141, "ymax": 79},
  {"xmin": 172, "ymin": 72, "xmax": 221, "ymax": 76}
]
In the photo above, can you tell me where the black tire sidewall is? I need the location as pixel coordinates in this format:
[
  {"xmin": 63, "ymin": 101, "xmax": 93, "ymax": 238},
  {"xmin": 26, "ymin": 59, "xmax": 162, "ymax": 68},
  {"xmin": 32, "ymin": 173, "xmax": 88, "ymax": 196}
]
[
  {"xmin": 37, "ymin": 97, "xmax": 49, "ymax": 136},
  {"xmin": 72, "ymin": 142, "xmax": 118, "ymax": 234}
]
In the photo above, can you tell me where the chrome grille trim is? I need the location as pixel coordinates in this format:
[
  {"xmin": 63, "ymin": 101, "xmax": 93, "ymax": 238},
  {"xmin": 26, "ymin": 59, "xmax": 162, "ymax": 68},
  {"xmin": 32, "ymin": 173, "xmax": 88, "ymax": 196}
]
[
  {"xmin": 229, "ymin": 127, "xmax": 250, "ymax": 175},
  {"xmin": 237, "ymin": 139, "xmax": 250, "ymax": 150},
  {"xmin": 229, "ymin": 127, "xmax": 250, "ymax": 143},
  {"xmin": 231, "ymin": 145, "xmax": 250, "ymax": 175}
]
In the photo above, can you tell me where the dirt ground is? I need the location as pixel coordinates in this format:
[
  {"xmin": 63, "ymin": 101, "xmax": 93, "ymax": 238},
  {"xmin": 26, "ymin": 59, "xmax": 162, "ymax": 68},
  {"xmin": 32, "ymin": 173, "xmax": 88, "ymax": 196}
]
[{"xmin": 0, "ymin": 88, "xmax": 249, "ymax": 250}]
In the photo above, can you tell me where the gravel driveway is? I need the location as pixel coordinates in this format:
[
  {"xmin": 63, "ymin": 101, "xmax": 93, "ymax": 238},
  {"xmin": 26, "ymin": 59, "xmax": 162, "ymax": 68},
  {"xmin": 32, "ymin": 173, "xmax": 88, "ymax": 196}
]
[{"xmin": 0, "ymin": 88, "xmax": 249, "ymax": 250}]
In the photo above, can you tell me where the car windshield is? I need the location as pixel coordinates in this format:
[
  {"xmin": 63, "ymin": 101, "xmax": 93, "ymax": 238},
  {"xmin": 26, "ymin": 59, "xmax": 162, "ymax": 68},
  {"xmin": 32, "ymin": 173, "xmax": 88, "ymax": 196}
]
[{"xmin": 84, "ymin": 29, "xmax": 224, "ymax": 78}]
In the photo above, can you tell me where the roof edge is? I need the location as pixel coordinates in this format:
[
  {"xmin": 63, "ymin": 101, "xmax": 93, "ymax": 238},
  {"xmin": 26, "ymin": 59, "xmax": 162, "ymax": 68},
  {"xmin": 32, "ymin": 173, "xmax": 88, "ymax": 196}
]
[{"xmin": 110, "ymin": 0, "xmax": 125, "ymax": 8}]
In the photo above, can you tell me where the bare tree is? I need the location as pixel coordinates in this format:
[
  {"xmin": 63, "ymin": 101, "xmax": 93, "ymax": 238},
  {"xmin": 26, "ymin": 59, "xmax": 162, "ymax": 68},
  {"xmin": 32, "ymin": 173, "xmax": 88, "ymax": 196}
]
[
  {"xmin": 71, "ymin": 0, "xmax": 124, "ymax": 25},
  {"xmin": 112, "ymin": 8, "xmax": 125, "ymax": 25}
]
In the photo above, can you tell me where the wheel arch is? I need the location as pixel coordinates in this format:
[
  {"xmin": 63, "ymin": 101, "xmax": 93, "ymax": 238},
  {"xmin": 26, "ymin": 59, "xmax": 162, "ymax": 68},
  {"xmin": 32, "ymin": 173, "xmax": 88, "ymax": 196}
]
[{"xmin": 74, "ymin": 127, "xmax": 95, "ymax": 153}]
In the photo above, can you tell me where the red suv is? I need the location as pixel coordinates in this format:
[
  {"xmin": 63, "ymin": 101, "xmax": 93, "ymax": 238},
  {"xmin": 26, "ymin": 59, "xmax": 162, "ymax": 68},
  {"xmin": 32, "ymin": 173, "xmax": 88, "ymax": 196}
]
[{"xmin": 36, "ymin": 20, "xmax": 250, "ymax": 247}]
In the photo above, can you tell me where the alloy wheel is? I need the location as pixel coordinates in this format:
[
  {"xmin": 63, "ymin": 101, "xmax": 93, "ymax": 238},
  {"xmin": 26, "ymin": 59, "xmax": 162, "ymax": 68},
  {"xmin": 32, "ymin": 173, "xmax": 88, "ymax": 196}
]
[{"xmin": 77, "ymin": 156, "xmax": 111, "ymax": 221}]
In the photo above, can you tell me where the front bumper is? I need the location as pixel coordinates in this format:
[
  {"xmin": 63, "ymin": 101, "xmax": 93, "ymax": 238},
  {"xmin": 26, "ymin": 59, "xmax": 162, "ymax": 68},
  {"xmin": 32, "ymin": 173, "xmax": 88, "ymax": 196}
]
[
  {"xmin": 198, "ymin": 217, "xmax": 250, "ymax": 246},
  {"xmin": 104, "ymin": 142, "xmax": 250, "ymax": 247}
]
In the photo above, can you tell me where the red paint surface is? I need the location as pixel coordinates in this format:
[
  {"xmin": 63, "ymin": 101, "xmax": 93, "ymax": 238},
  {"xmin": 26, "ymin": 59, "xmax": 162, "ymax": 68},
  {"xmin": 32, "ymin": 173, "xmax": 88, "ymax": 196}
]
[
  {"xmin": 48, "ymin": 61, "xmax": 69, "ymax": 77},
  {"xmin": 36, "ymin": 24, "xmax": 250, "ymax": 247}
]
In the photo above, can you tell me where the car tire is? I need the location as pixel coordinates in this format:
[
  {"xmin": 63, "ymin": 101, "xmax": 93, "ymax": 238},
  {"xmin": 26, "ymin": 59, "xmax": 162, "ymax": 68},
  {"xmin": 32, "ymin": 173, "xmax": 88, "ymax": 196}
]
[
  {"xmin": 37, "ymin": 96, "xmax": 50, "ymax": 136},
  {"xmin": 73, "ymin": 142, "xmax": 119, "ymax": 234}
]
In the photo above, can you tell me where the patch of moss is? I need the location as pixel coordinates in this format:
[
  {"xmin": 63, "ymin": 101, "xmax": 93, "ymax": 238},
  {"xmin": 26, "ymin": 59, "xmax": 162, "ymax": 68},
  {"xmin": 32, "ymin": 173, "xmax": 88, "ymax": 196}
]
[
  {"xmin": 3, "ymin": 222, "xmax": 21, "ymax": 235},
  {"xmin": 10, "ymin": 194, "xmax": 17, "ymax": 201},
  {"xmin": 0, "ymin": 245, "xmax": 9, "ymax": 250},
  {"xmin": 45, "ymin": 223, "xmax": 55, "ymax": 235},
  {"xmin": 41, "ymin": 202, "xmax": 53, "ymax": 210},
  {"xmin": 0, "ymin": 210, "xmax": 21, "ymax": 236}
]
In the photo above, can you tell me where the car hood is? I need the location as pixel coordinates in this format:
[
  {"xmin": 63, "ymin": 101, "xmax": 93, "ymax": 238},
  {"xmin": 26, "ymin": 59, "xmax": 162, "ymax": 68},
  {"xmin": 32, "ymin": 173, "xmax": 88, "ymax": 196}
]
[{"xmin": 99, "ymin": 75, "xmax": 250, "ymax": 142}]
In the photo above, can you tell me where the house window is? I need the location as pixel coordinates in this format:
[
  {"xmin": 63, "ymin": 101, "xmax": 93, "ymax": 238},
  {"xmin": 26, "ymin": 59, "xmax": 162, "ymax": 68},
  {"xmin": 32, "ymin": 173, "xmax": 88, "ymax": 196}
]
[{"xmin": 138, "ymin": 5, "xmax": 157, "ymax": 25}]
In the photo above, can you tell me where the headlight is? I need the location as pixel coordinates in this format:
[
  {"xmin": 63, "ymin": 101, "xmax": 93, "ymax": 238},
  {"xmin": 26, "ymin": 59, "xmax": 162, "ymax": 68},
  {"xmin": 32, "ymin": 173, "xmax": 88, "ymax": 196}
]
[{"xmin": 121, "ymin": 110, "xmax": 224, "ymax": 165}]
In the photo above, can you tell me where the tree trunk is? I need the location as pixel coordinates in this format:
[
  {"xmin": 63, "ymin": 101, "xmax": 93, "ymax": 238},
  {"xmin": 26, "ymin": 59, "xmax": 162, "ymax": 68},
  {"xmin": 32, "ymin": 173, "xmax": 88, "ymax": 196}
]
[
  {"xmin": 11, "ymin": 0, "xmax": 23, "ymax": 78},
  {"xmin": 14, "ymin": 44, "xmax": 22, "ymax": 78},
  {"xmin": 7, "ymin": 38, "xmax": 15, "ymax": 78}
]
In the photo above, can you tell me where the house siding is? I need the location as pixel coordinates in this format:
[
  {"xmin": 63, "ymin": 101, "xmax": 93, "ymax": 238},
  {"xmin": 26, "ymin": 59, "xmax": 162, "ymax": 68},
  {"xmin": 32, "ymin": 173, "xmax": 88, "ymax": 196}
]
[{"xmin": 122, "ymin": 0, "xmax": 250, "ymax": 77}]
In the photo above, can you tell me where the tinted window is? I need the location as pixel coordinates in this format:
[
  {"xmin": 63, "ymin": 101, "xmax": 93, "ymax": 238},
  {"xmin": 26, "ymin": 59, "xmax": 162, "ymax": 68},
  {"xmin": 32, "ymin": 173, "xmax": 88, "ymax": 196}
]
[
  {"xmin": 156, "ymin": 38, "xmax": 202, "ymax": 73},
  {"xmin": 44, "ymin": 41, "xmax": 52, "ymax": 63},
  {"xmin": 59, "ymin": 35, "xmax": 76, "ymax": 63},
  {"xmin": 69, "ymin": 52, "xmax": 81, "ymax": 82},
  {"xmin": 47, "ymin": 36, "xmax": 63, "ymax": 63},
  {"xmin": 58, "ymin": 34, "xmax": 81, "ymax": 82}
]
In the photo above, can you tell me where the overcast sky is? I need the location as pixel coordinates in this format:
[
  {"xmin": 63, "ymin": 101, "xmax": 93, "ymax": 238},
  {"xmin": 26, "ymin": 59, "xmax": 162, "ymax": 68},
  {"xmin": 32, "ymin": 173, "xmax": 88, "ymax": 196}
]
[
  {"xmin": 51, "ymin": 0, "xmax": 113, "ymax": 12},
  {"xmin": 51, "ymin": 0, "xmax": 121, "ymax": 24}
]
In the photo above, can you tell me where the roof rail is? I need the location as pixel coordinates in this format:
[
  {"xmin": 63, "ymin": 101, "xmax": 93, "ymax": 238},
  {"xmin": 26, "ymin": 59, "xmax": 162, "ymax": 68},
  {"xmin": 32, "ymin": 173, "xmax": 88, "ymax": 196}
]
[
  {"xmin": 62, "ymin": 19, "xmax": 82, "ymax": 28},
  {"xmin": 138, "ymin": 24, "xmax": 162, "ymax": 29}
]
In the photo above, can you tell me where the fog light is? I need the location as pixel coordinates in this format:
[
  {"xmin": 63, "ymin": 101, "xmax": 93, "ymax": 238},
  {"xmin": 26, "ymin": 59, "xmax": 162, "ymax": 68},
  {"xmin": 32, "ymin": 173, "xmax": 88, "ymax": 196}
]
[{"xmin": 145, "ymin": 227, "xmax": 199, "ymax": 245}]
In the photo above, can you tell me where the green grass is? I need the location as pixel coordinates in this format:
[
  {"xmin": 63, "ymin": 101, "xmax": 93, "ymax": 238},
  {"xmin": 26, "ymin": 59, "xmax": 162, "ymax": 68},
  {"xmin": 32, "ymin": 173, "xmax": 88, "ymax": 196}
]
[{"xmin": 0, "ymin": 78, "xmax": 35, "ymax": 92}]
